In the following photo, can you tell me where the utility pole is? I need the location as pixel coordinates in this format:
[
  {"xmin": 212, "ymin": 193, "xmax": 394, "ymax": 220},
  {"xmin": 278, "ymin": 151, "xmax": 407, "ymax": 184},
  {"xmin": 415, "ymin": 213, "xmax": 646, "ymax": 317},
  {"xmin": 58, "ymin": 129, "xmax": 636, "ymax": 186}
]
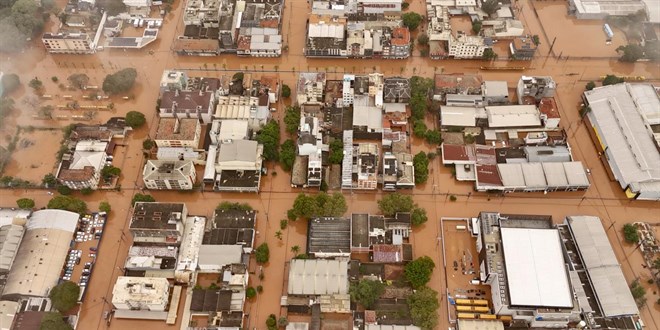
[{"xmin": 548, "ymin": 37, "xmax": 557, "ymax": 56}]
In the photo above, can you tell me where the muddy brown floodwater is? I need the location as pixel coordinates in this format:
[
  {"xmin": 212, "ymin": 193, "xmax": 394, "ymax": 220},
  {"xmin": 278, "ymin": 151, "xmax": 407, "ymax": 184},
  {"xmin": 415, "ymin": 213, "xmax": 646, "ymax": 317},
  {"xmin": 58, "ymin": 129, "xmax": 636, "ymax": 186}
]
[{"xmin": 0, "ymin": 0, "xmax": 659, "ymax": 329}]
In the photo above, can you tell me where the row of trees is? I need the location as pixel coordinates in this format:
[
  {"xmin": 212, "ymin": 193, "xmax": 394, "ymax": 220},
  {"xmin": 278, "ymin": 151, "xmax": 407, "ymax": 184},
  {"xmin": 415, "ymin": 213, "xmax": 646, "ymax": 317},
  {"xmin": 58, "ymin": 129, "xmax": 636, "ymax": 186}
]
[
  {"xmin": 377, "ymin": 193, "xmax": 428, "ymax": 226},
  {"xmin": 288, "ymin": 192, "xmax": 347, "ymax": 220}
]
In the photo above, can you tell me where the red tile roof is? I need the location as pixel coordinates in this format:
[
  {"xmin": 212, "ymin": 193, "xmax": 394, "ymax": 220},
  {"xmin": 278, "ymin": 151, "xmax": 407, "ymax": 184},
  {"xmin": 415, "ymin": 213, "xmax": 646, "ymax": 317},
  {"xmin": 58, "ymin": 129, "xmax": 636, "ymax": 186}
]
[
  {"xmin": 391, "ymin": 27, "xmax": 410, "ymax": 46},
  {"xmin": 539, "ymin": 97, "xmax": 560, "ymax": 119},
  {"xmin": 442, "ymin": 144, "xmax": 476, "ymax": 162},
  {"xmin": 476, "ymin": 164, "xmax": 502, "ymax": 186},
  {"xmin": 372, "ymin": 244, "xmax": 403, "ymax": 263}
]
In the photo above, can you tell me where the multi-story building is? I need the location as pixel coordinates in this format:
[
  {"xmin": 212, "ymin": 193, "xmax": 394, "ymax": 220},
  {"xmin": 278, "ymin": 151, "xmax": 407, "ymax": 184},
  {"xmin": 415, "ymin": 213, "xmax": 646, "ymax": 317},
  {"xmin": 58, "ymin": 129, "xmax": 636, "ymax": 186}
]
[
  {"xmin": 448, "ymin": 32, "xmax": 487, "ymax": 59},
  {"xmin": 159, "ymin": 71, "xmax": 189, "ymax": 94},
  {"xmin": 509, "ymin": 37, "xmax": 538, "ymax": 60},
  {"xmin": 159, "ymin": 89, "xmax": 217, "ymax": 124},
  {"xmin": 517, "ymin": 76, "xmax": 556, "ymax": 104},
  {"xmin": 42, "ymin": 33, "xmax": 96, "ymax": 54},
  {"xmin": 154, "ymin": 117, "xmax": 202, "ymax": 148},
  {"xmin": 56, "ymin": 140, "xmax": 108, "ymax": 190},
  {"xmin": 129, "ymin": 202, "xmax": 187, "ymax": 245},
  {"xmin": 143, "ymin": 160, "xmax": 196, "ymax": 190},
  {"xmin": 112, "ymin": 277, "xmax": 170, "ymax": 313},
  {"xmin": 386, "ymin": 27, "xmax": 410, "ymax": 59},
  {"xmin": 357, "ymin": 0, "xmax": 401, "ymax": 14},
  {"xmin": 123, "ymin": 0, "xmax": 151, "ymax": 7}
]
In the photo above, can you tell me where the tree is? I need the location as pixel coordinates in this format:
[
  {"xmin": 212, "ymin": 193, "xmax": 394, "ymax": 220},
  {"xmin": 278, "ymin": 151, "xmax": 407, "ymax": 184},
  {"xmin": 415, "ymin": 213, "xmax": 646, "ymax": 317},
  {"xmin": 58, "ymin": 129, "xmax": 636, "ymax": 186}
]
[
  {"xmin": 102, "ymin": 68, "xmax": 137, "ymax": 95},
  {"xmin": 411, "ymin": 207, "xmax": 428, "ymax": 226},
  {"xmin": 42, "ymin": 173, "xmax": 57, "ymax": 187},
  {"xmin": 275, "ymin": 230, "xmax": 283, "ymax": 240},
  {"xmin": 616, "ymin": 44, "xmax": 643, "ymax": 62},
  {"xmin": 255, "ymin": 243, "xmax": 270, "ymax": 264},
  {"xmin": 125, "ymin": 111, "xmax": 146, "ymax": 128},
  {"xmin": 0, "ymin": 98, "xmax": 14, "ymax": 127},
  {"xmin": 290, "ymin": 192, "xmax": 347, "ymax": 220},
  {"xmin": 425, "ymin": 130, "xmax": 442, "ymax": 145},
  {"xmin": 131, "ymin": 193, "xmax": 155, "ymax": 206},
  {"xmin": 472, "ymin": 20, "xmax": 482, "ymax": 34},
  {"xmin": 405, "ymin": 256, "xmax": 435, "ymax": 288},
  {"xmin": 585, "ymin": 81, "xmax": 596, "ymax": 91},
  {"xmin": 98, "ymin": 0, "xmax": 126, "ymax": 15},
  {"xmin": 142, "ymin": 138, "xmax": 154, "ymax": 150},
  {"xmin": 1, "ymin": 73, "xmax": 20, "ymax": 95},
  {"xmin": 216, "ymin": 202, "xmax": 253, "ymax": 211},
  {"xmin": 402, "ymin": 12, "xmax": 423, "ymax": 30},
  {"xmin": 67, "ymin": 73, "xmax": 89, "ymax": 89},
  {"xmin": 11, "ymin": 0, "xmax": 43, "ymax": 36},
  {"xmin": 246, "ymin": 287, "xmax": 257, "ymax": 299},
  {"xmin": 350, "ymin": 279, "xmax": 385, "ymax": 309},
  {"xmin": 408, "ymin": 287, "xmax": 439, "ymax": 330},
  {"xmin": 280, "ymin": 139, "xmax": 296, "ymax": 171},
  {"xmin": 623, "ymin": 224, "xmax": 640, "ymax": 244},
  {"xmin": 413, "ymin": 151, "xmax": 429, "ymax": 184},
  {"xmin": 80, "ymin": 187, "xmax": 93, "ymax": 195},
  {"xmin": 652, "ymin": 257, "xmax": 660, "ymax": 270},
  {"xmin": 329, "ymin": 139, "xmax": 344, "ymax": 164},
  {"xmin": 602, "ymin": 74, "xmax": 624, "ymax": 86},
  {"xmin": 256, "ymin": 121, "xmax": 280, "ymax": 161},
  {"xmin": 101, "ymin": 165, "xmax": 121, "ymax": 179},
  {"xmin": 481, "ymin": 0, "xmax": 500, "ymax": 15},
  {"xmin": 232, "ymin": 72, "xmax": 244, "ymax": 82},
  {"xmin": 39, "ymin": 312, "xmax": 73, "ymax": 330},
  {"xmin": 48, "ymin": 196, "xmax": 87, "ymax": 213},
  {"xmin": 278, "ymin": 316, "xmax": 289, "ymax": 327},
  {"xmin": 402, "ymin": 1, "xmax": 409, "ymax": 9},
  {"xmin": 283, "ymin": 105, "xmax": 301, "ymax": 134},
  {"xmin": 280, "ymin": 219, "xmax": 288, "ymax": 230},
  {"xmin": 413, "ymin": 120, "xmax": 428, "ymax": 138},
  {"xmin": 266, "ymin": 314, "xmax": 277, "ymax": 330},
  {"xmin": 378, "ymin": 193, "xmax": 415, "ymax": 216},
  {"xmin": 281, "ymin": 84, "xmax": 291, "ymax": 98},
  {"xmin": 57, "ymin": 185, "xmax": 72, "ymax": 195},
  {"xmin": 16, "ymin": 198, "xmax": 35, "ymax": 209},
  {"xmin": 99, "ymin": 201, "xmax": 111, "ymax": 213},
  {"xmin": 29, "ymin": 77, "xmax": 43, "ymax": 90},
  {"xmin": 291, "ymin": 245, "xmax": 300, "ymax": 254},
  {"xmin": 49, "ymin": 281, "xmax": 80, "ymax": 313},
  {"xmin": 0, "ymin": 18, "xmax": 29, "ymax": 53},
  {"xmin": 630, "ymin": 280, "xmax": 647, "ymax": 307},
  {"xmin": 417, "ymin": 33, "xmax": 429, "ymax": 45},
  {"xmin": 482, "ymin": 48, "xmax": 498, "ymax": 60}
]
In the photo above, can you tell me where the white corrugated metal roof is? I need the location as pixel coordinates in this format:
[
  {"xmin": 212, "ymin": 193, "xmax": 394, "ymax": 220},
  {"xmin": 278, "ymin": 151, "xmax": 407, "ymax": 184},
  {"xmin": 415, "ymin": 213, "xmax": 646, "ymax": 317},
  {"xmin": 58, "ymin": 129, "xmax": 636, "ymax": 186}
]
[
  {"xmin": 501, "ymin": 227, "xmax": 573, "ymax": 308},
  {"xmin": 585, "ymin": 83, "xmax": 660, "ymax": 192},
  {"xmin": 520, "ymin": 162, "xmax": 547, "ymax": 188},
  {"xmin": 486, "ymin": 105, "xmax": 541, "ymax": 127},
  {"xmin": 566, "ymin": 216, "xmax": 639, "ymax": 317},
  {"xmin": 441, "ymin": 106, "xmax": 477, "ymax": 127},
  {"xmin": 497, "ymin": 163, "xmax": 525, "ymax": 188},
  {"xmin": 288, "ymin": 259, "xmax": 348, "ymax": 295}
]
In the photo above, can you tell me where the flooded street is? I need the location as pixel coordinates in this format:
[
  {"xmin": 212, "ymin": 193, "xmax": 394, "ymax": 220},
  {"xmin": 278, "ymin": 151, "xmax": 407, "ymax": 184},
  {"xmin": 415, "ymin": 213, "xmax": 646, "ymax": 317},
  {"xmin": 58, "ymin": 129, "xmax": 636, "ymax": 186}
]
[{"xmin": 0, "ymin": 0, "xmax": 659, "ymax": 328}]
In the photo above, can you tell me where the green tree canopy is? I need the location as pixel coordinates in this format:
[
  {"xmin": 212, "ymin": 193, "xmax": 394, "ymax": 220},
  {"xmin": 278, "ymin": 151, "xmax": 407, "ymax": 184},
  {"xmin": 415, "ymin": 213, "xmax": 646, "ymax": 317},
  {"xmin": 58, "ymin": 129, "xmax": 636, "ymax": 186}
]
[
  {"xmin": 1, "ymin": 73, "xmax": 20, "ymax": 95},
  {"xmin": 256, "ymin": 120, "xmax": 280, "ymax": 161},
  {"xmin": 125, "ymin": 111, "xmax": 146, "ymax": 128},
  {"xmin": 280, "ymin": 139, "xmax": 296, "ymax": 171},
  {"xmin": 623, "ymin": 224, "xmax": 639, "ymax": 243},
  {"xmin": 405, "ymin": 256, "xmax": 435, "ymax": 289},
  {"xmin": 402, "ymin": 12, "xmax": 422, "ymax": 30},
  {"xmin": 281, "ymin": 84, "xmax": 291, "ymax": 98},
  {"xmin": 411, "ymin": 207, "xmax": 428, "ymax": 226},
  {"xmin": 425, "ymin": 129, "xmax": 442, "ymax": 145},
  {"xmin": 482, "ymin": 48, "xmax": 498, "ymax": 60},
  {"xmin": 329, "ymin": 139, "xmax": 344, "ymax": 164},
  {"xmin": 101, "ymin": 165, "xmax": 121, "ymax": 178},
  {"xmin": 602, "ymin": 74, "xmax": 624, "ymax": 86},
  {"xmin": 11, "ymin": 0, "xmax": 43, "ymax": 36},
  {"xmin": 47, "ymin": 196, "xmax": 87, "ymax": 213},
  {"xmin": 142, "ymin": 138, "xmax": 154, "ymax": 150},
  {"xmin": 378, "ymin": 193, "xmax": 414, "ymax": 216},
  {"xmin": 472, "ymin": 20, "xmax": 482, "ymax": 34},
  {"xmin": 417, "ymin": 33, "xmax": 429, "ymax": 45},
  {"xmin": 42, "ymin": 173, "xmax": 57, "ymax": 187},
  {"xmin": 216, "ymin": 201, "xmax": 253, "ymax": 211},
  {"xmin": 0, "ymin": 18, "xmax": 29, "ymax": 52},
  {"xmin": 413, "ymin": 120, "xmax": 427, "ymax": 138},
  {"xmin": 289, "ymin": 192, "xmax": 348, "ymax": 220},
  {"xmin": 40, "ymin": 312, "xmax": 73, "ymax": 330},
  {"xmin": 102, "ymin": 68, "xmax": 137, "ymax": 95},
  {"xmin": 350, "ymin": 279, "xmax": 385, "ymax": 309},
  {"xmin": 481, "ymin": 0, "xmax": 500, "ymax": 15},
  {"xmin": 99, "ymin": 201, "xmax": 111, "ymax": 213},
  {"xmin": 67, "ymin": 73, "xmax": 90, "ymax": 89},
  {"xmin": 49, "ymin": 281, "xmax": 80, "ymax": 313},
  {"xmin": 131, "ymin": 193, "xmax": 155, "ymax": 206},
  {"xmin": 408, "ymin": 286, "xmax": 440, "ymax": 330},
  {"xmin": 98, "ymin": 0, "xmax": 126, "ymax": 15},
  {"xmin": 57, "ymin": 185, "xmax": 72, "ymax": 195},
  {"xmin": 255, "ymin": 243, "xmax": 270, "ymax": 264},
  {"xmin": 616, "ymin": 44, "xmax": 643, "ymax": 62},
  {"xmin": 413, "ymin": 151, "xmax": 429, "ymax": 184},
  {"xmin": 284, "ymin": 105, "xmax": 301, "ymax": 134},
  {"xmin": 16, "ymin": 198, "xmax": 35, "ymax": 209},
  {"xmin": 585, "ymin": 81, "xmax": 596, "ymax": 91},
  {"xmin": 246, "ymin": 287, "xmax": 257, "ymax": 298}
]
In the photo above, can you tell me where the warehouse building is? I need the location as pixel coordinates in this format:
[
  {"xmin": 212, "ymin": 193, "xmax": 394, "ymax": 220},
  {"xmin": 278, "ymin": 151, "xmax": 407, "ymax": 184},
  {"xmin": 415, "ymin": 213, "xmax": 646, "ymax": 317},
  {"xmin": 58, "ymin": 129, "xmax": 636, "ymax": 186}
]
[{"xmin": 583, "ymin": 83, "xmax": 660, "ymax": 200}]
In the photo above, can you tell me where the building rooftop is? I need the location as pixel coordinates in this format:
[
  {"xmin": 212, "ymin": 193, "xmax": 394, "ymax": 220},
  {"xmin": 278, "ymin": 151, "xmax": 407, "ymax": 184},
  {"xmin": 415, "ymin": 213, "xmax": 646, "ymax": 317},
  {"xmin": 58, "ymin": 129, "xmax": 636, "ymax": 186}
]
[
  {"xmin": 198, "ymin": 245, "xmax": 243, "ymax": 271},
  {"xmin": 539, "ymin": 97, "xmax": 560, "ymax": 119},
  {"xmin": 486, "ymin": 105, "xmax": 541, "ymax": 127},
  {"xmin": 155, "ymin": 118, "xmax": 200, "ymax": 142},
  {"xmin": 483, "ymin": 80, "xmax": 508, "ymax": 97},
  {"xmin": 112, "ymin": 276, "xmax": 169, "ymax": 306},
  {"xmin": 172, "ymin": 38, "xmax": 219, "ymax": 52},
  {"xmin": 217, "ymin": 140, "xmax": 260, "ymax": 164},
  {"xmin": 288, "ymin": 259, "xmax": 348, "ymax": 295},
  {"xmin": 308, "ymin": 217, "xmax": 351, "ymax": 255},
  {"xmin": 584, "ymin": 83, "xmax": 660, "ymax": 194},
  {"xmin": 440, "ymin": 106, "xmax": 479, "ymax": 127},
  {"xmin": 434, "ymin": 73, "xmax": 483, "ymax": 93},
  {"xmin": 202, "ymin": 209, "xmax": 256, "ymax": 247},
  {"xmin": 565, "ymin": 216, "xmax": 639, "ymax": 317},
  {"xmin": 2, "ymin": 210, "xmax": 79, "ymax": 299},
  {"xmin": 130, "ymin": 203, "xmax": 185, "ymax": 230},
  {"xmin": 500, "ymin": 227, "xmax": 573, "ymax": 308},
  {"xmin": 0, "ymin": 225, "xmax": 25, "ymax": 272},
  {"xmin": 160, "ymin": 90, "xmax": 212, "ymax": 113},
  {"xmin": 143, "ymin": 160, "xmax": 195, "ymax": 182},
  {"xmin": 457, "ymin": 320, "xmax": 504, "ymax": 330},
  {"xmin": 191, "ymin": 289, "xmax": 232, "ymax": 312}
]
